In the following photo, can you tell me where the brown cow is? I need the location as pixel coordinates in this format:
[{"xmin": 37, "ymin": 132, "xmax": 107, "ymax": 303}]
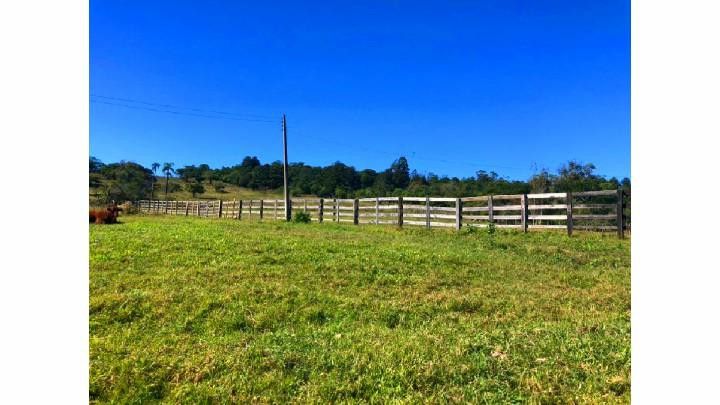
[{"xmin": 89, "ymin": 202, "xmax": 123, "ymax": 224}]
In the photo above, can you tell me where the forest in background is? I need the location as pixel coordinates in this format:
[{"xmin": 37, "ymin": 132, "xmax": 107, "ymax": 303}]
[{"xmin": 89, "ymin": 155, "xmax": 631, "ymax": 203}]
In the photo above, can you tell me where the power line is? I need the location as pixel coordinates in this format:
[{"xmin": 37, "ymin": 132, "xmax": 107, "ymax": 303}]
[
  {"xmin": 91, "ymin": 99, "xmax": 278, "ymax": 123},
  {"xmin": 90, "ymin": 94, "xmax": 536, "ymax": 175},
  {"xmin": 91, "ymin": 94, "xmax": 277, "ymax": 120}
]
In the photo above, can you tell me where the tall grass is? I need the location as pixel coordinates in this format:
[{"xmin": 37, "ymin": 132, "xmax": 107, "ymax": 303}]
[{"xmin": 90, "ymin": 216, "xmax": 630, "ymax": 403}]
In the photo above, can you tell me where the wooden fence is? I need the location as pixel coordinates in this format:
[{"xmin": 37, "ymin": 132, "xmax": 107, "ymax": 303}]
[{"xmin": 135, "ymin": 189, "xmax": 628, "ymax": 238}]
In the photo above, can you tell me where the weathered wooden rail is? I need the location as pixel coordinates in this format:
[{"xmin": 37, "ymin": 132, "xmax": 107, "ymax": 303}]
[{"xmin": 135, "ymin": 189, "xmax": 628, "ymax": 238}]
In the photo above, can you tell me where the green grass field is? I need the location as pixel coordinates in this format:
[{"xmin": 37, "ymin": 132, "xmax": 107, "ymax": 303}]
[{"xmin": 90, "ymin": 215, "xmax": 630, "ymax": 403}]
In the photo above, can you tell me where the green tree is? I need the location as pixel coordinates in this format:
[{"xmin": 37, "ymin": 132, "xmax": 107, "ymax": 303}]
[
  {"xmin": 90, "ymin": 157, "xmax": 105, "ymax": 188},
  {"xmin": 390, "ymin": 157, "xmax": 410, "ymax": 189},
  {"xmin": 90, "ymin": 156, "xmax": 105, "ymax": 173},
  {"xmin": 162, "ymin": 162, "xmax": 175, "ymax": 200},
  {"xmin": 186, "ymin": 180, "xmax": 205, "ymax": 198},
  {"xmin": 528, "ymin": 169, "xmax": 555, "ymax": 193},
  {"xmin": 150, "ymin": 162, "xmax": 160, "ymax": 199},
  {"xmin": 198, "ymin": 164, "xmax": 212, "ymax": 184},
  {"xmin": 554, "ymin": 161, "xmax": 601, "ymax": 192},
  {"xmin": 176, "ymin": 165, "xmax": 199, "ymax": 182},
  {"xmin": 99, "ymin": 161, "xmax": 154, "ymax": 202}
]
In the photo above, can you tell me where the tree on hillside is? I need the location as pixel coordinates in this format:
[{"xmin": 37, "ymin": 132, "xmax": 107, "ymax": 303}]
[
  {"xmin": 241, "ymin": 156, "xmax": 261, "ymax": 169},
  {"xmin": 151, "ymin": 162, "xmax": 160, "ymax": 199},
  {"xmin": 162, "ymin": 162, "xmax": 175, "ymax": 200},
  {"xmin": 90, "ymin": 157, "xmax": 105, "ymax": 188},
  {"xmin": 186, "ymin": 180, "xmax": 205, "ymax": 198},
  {"xmin": 528, "ymin": 169, "xmax": 555, "ymax": 193},
  {"xmin": 198, "ymin": 164, "xmax": 213, "ymax": 184},
  {"xmin": 554, "ymin": 161, "xmax": 602, "ymax": 192},
  {"xmin": 90, "ymin": 156, "xmax": 105, "ymax": 173},
  {"xmin": 99, "ymin": 161, "xmax": 154, "ymax": 202},
  {"xmin": 390, "ymin": 157, "xmax": 410, "ymax": 189},
  {"xmin": 90, "ymin": 156, "xmax": 628, "ymax": 221}
]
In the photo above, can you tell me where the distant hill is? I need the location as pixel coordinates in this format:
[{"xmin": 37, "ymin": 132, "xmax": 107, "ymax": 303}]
[{"xmin": 90, "ymin": 177, "xmax": 286, "ymax": 205}]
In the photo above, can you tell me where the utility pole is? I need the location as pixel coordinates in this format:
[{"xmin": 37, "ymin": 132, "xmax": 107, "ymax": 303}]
[{"xmin": 282, "ymin": 114, "xmax": 291, "ymax": 221}]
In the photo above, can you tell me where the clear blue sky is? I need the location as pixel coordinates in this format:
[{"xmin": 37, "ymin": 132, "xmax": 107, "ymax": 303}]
[{"xmin": 90, "ymin": 1, "xmax": 630, "ymax": 180}]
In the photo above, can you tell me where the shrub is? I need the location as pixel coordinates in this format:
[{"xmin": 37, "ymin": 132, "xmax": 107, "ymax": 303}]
[
  {"xmin": 293, "ymin": 211, "xmax": 311, "ymax": 223},
  {"xmin": 487, "ymin": 222, "xmax": 496, "ymax": 235},
  {"xmin": 213, "ymin": 182, "xmax": 226, "ymax": 193}
]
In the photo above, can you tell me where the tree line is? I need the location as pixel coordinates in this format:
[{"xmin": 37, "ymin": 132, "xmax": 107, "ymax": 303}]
[{"xmin": 90, "ymin": 155, "xmax": 630, "ymax": 203}]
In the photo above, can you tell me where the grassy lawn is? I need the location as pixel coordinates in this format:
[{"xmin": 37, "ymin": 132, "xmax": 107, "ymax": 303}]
[{"xmin": 90, "ymin": 215, "xmax": 630, "ymax": 403}]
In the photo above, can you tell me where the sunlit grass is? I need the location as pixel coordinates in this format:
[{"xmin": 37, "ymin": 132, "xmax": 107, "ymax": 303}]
[{"xmin": 90, "ymin": 215, "xmax": 630, "ymax": 403}]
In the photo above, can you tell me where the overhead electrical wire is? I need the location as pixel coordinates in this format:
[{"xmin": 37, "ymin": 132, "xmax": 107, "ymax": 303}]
[
  {"xmin": 91, "ymin": 94, "xmax": 278, "ymax": 120},
  {"xmin": 90, "ymin": 99, "xmax": 279, "ymax": 123},
  {"xmin": 91, "ymin": 93, "xmax": 536, "ymax": 175}
]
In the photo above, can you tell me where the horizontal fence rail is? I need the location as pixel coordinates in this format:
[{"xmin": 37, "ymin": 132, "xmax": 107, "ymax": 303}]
[{"xmin": 134, "ymin": 190, "xmax": 628, "ymax": 238}]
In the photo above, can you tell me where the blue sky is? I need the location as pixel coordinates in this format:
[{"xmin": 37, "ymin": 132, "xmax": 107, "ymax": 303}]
[{"xmin": 90, "ymin": 0, "xmax": 630, "ymax": 180}]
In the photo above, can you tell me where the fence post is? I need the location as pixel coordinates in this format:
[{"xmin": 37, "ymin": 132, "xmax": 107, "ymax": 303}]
[
  {"xmin": 617, "ymin": 189, "xmax": 625, "ymax": 239},
  {"xmin": 398, "ymin": 197, "xmax": 403, "ymax": 228},
  {"xmin": 375, "ymin": 197, "xmax": 380, "ymax": 225},
  {"xmin": 335, "ymin": 198, "xmax": 339, "ymax": 222},
  {"xmin": 425, "ymin": 196, "xmax": 430, "ymax": 228},
  {"xmin": 165, "ymin": 200, "xmax": 168, "ymax": 214},
  {"xmin": 521, "ymin": 194, "xmax": 528, "ymax": 233},
  {"xmin": 488, "ymin": 195, "xmax": 494, "ymax": 225},
  {"xmin": 248, "ymin": 200, "xmax": 252, "ymax": 217},
  {"xmin": 455, "ymin": 198, "xmax": 462, "ymax": 231},
  {"xmin": 196, "ymin": 202, "xmax": 200, "ymax": 216},
  {"xmin": 218, "ymin": 200, "xmax": 223, "ymax": 218},
  {"xmin": 185, "ymin": 201, "xmax": 189, "ymax": 216},
  {"xmin": 319, "ymin": 198, "xmax": 324, "ymax": 223},
  {"xmin": 566, "ymin": 192, "xmax": 573, "ymax": 237},
  {"xmin": 260, "ymin": 200, "xmax": 264, "ymax": 220},
  {"xmin": 353, "ymin": 199, "xmax": 359, "ymax": 225},
  {"xmin": 238, "ymin": 200, "xmax": 243, "ymax": 220}
]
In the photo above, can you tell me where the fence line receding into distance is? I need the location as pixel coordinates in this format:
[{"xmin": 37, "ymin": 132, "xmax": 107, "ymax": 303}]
[{"xmin": 135, "ymin": 190, "xmax": 628, "ymax": 238}]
